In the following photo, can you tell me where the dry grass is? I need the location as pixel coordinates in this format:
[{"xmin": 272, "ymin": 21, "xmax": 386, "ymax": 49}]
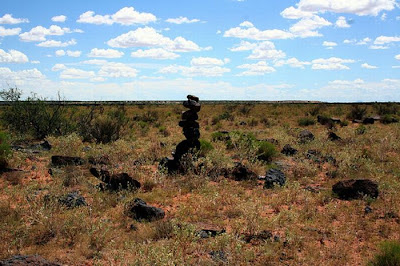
[{"xmin": 0, "ymin": 103, "xmax": 400, "ymax": 265}]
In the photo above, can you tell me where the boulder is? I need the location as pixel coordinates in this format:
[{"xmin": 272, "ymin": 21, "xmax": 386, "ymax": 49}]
[
  {"xmin": 178, "ymin": 120, "xmax": 200, "ymax": 128},
  {"xmin": 183, "ymin": 100, "xmax": 201, "ymax": 112},
  {"xmin": 124, "ymin": 198, "xmax": 165, "ymax": 222},
  {"xmin": 174, "ymin": 139, "xmax": 200, "ymax": 160},
  {"xmin": 264, "ymin": 169, "xmax": 286, "ymax": 188},
  {"xmin": 58, "ymin": 191, "xmax": 87, "ymax": 208},
  {"xmin": 299, "ymin": 130, "xmax": 314, "ymax": 143},
  {"xmin": 187, "ymin": 95, "xmax": 199, "ymax": 102},
  {"xmin": 327, "ymin": 132, "xmax": 341, "ymax": 141},
  {"xmin": 281, "ymin": 144, "xmax": 298, "ymax": 156},
  {"xmin": 362, "ymin": 117, "xmax": 375, "ymax": 124},
  {"xmin": 183, "ymin": 127, "xmax": 200, "ymax": 140},
  {"xmin": 0, "ymin": 255, "xmax": 60, "ymax": 266},
  {"xmin": 332, "ymin": 179, "xmax": 379, "ymax": 200},
  {"xmin": 51, "ymin": 156, "xmax": 85, "ymax": 166},
  {"xmin": 90, "ymin": 168, "xmax": 141, "ymax": 190},
  {"xmin": 231, "ymin": 163, "xmax": 257, "ymax": 181},
  {"xmin": 181, "ymin": 110, "xmax": 199, "ymax": 121}
]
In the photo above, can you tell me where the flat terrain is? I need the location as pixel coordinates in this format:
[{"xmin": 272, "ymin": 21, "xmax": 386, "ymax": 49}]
[{"xmin": 1, "ymin": 103, "xmax": 399, "ymax": 265}]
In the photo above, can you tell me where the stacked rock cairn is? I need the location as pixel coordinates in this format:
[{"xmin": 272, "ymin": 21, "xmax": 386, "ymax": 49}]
[{"xmin": 160, "ymin": 95, "xmax": 201, "ymax": 173}]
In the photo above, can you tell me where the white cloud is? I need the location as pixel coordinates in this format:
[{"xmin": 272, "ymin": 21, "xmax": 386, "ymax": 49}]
[
  {"xmin": 369, "ymin": 45, "xmax": 389, "ymax": 49},
  {"xmin": 166, "ymin": 16, "xmax": 200, "ymax": 24},
  {"xmin": 230, "ymin": 40, "xmax": 286, "ymax": 61},
  {"xmin": 0, "ymin": 67, "xmax": 46, "ymax": 89},
  {"xmin": 159, "ymin": 60, "xmax": 230, "ymax": 77},
  {"xmin": 52, "ymin": 15, "xmax": 67, "ymax": 23},
  {"xmin": 0, "ymin": 26, "xmax": 21, "ymax": 36},
  {"xmin": 239, "ymin": 21, "xmax": 254, "ymax": 27},
  {"xmin": 77, "ymin": 7, "xmax": 156, "ymax": 25},
  {"xmin": 131, "ymin": 48, "xmax": 179, "ymax": 59},
  {"xmin": 52, "ymin": 64, "xmax": 66, "ymax": 71},
  {"xmin": 224, "ymin": 22, "xmax": 293, "ymax": 40},
  {"xmin": 107, "ymin": 27, "xmax": 201, "ymax": 52},
  {"xmin": 323, "ymin": 41, "xmax": 337, "ymax": 47},
  {"xmin": 395, "ymin": 54, "xmax": 400, "ymax": 60},
  {"xmin": 98, "ymin": 62, "xmax": 138, "ymax": 78},
  {"xmin": 0, "ymin": 49, "xmax": 29, "ymax": 63},
  {"xmin": 297, "ymin": 0, "xmax": 397, "ymax": 16},
  {"xmin": 190, "ymin": 57, "xmax": 228, "ymax": 66},
  {"xmin": 281, "ymin": 6, "xmax": 314, "ymax": 19},
  {"xmin": 361, "ymin": 63, "xmax": 378, "ymax": 69},
  {"xmin": 55, "ymin": 50, "xmax": 65, "ymax": 57},
  {"xmin": 0, "ymin": 14, "xmax": 29, "ymax": 24},
  {"xmin": 66, "ymin": 50, "xmax": 81, "ymax": 57},
  {"xmin": 37, "ymin": 39, "xmax": 77, "ymax": 47},
  {"xmin": 88, "ymin": 48, "xmax": 124, "ymax": 58},
  {"xmin": 81, "ymin": 59, "xmax": 108, "ymax": 65},
  {"xmin": 30, "ymin": 60, "xmax": 40, "ymax": 64},
  {"xmin": 19, "ymin": 25, "xmax": 79, "ymax": 42},
  {"xmin": 374, "ymin": 36, "xmax": 400, "ymax": 45},
  {"xmin": 380, "ymin": 13, "xmax": 387, "ymax": 20},
  {"xmin": 237, "ymin": 61, "xmax": 276, "ymax": 76},
  {"xmin": 289, "ymin": 15, "xmax": 332, "ymax": 38},
  {"xmin": 275, "ymin": 57, "xmax": 311, "ymax": 69},
  {"xmin": 311, "ymin": 57, "xmax": 355, "ymax": 70},
  {"xmin": 335, "ymin": 16, "xmax": 350, "ymax": 28},
  {"xmin": 60, "ymin": 68, "xmax": 96, "ymax": 79},
  {"xmin": 356, "ymin": 37, "xmax": 371, "ymax": 45}
]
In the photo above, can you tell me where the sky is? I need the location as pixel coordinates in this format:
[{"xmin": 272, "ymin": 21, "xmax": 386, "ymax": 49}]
[{"xmin": 0, "ymin": 0, "xmax": 400, "ymax": 102}]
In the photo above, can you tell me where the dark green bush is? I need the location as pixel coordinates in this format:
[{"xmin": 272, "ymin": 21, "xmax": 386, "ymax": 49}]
[
  {"xmin": 348, "ymin": 105, "xmax": 367, "ymax": 120},
  {"xmin": 256, "ymin": 141, "xmax": 277, "ymax": 162},
  {"xmin": 0, "ymin": 132, "xmax": 11, "ymax": 169},
  {"xmin": 369, "ymin": 241, "xmax": 400, "ymax": 266},
  {"xmin": 198, "ymin": 139, "xmax": 214, "ymax": 156},
  {"xmin": 0, "ymin": 88, "xmax": 71, "ymax": 139},
  {"xmin": 298, "ymin": 117, "xmax": 315, "ymax": 126},
  {"xmin": 373, "ymin": 103, "xmax": 399, "ymax": 116}
]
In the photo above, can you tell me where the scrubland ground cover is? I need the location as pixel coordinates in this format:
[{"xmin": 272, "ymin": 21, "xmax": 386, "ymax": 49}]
[{"xmin": 1, "ymin": 98, "xmax": 400, "ymax": 265}]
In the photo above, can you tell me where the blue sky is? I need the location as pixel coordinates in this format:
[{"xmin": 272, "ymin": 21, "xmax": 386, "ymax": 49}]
[{"xmin": 0, "ymin": 0, "xmax": 399, "ymax": 102}]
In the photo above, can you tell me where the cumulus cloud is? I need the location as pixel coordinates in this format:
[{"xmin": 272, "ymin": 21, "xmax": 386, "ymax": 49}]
[
  {"xmin": 190, "ymin": 57, "xmax": 229, "ymax": 66},
  {"xmin": 52, "ymin": 64, "xmax": 67, "ymax": 71},
  {"xmin": 55, "ymin": 50, "xmax": 65, "ymax": 57},
  {"xmin": 60, "ymin": 68, "xmax": 96, "ymax": 79},
  {"xmin": 239, "ymin": 21, "xmax": 254, "ymax": 27},
  {"xmin": 0, "ymin": 67, "xmax": 46, "ymax": 89},
  {"xmin": 88, "ymin": 48, "xmax": 124, "ymax": 58},
  {"xmin": 297, "ymin": 0, "xmax": 396, "ymax": 16},
  {"xmin": 289, "ymin": 15, "xmax": 332, "ymax": 38},
  {"xmin": 37, "ymin": 39, "xmax": 77, "ymax": 47},
  {"xmin": 369, "ymin": 45, "xmax": 389, "ymax": 49},
  {"xmin": 0, "ymin": 14, "xmax": 29, "ymax": 24},
  {"xmin": 335, "ymin": 16, "xmax": 351, "ymax": 28},
  {"xmin": 0, "ymin": 49, "xmax": 29, "ymax": 63},
  {"xmin": 107, "ymin": 27, "xmax": 202, "ymax": 52},
  {"xmin": 281, "ymin": 6, "xmax": 314, "ymax": 19},
  {"xmin": 323, "ymin": 41, "xmax": 337, "ymax": 48},
  {"xmin": 0, "ymin": 26, "xmax": 21, "ymax": 36},
  {"xmin": 275, "ymin": 57, "xmax": 311, "ymax": 69},
  {"xmin": 395, "ymin": 54, "xmax": 400, "ymax": 60},
  {"xmin": 237, "ymin": 61, "xmax": 276, "ymax": 76},
  {"xmin": 131, "ymin": 48, "xmax": 180, "ymax": 59},
  {"xmin": 77, "ymin": 7, "xmax": 156, "ymax": 25},
  {"xmin": 19, "ymin": 25, "xmax": 81, "ymax": 42},
  {"xmin": 52, "ymin": 15, "xmax": 67, "ymax": 22},
  {"xmin": 230, "ymin": 40, "xmax": 286, "ymax": 61},
  {"xmin": 55, "ymin": 50, "xmax": 81, "ymax": 57},
  {"xmin": 159, "ymin": 58, "xmax": 230, "ymax": 76},
  {"xmin": 361, "ymin": 63, "xmax": 378, "ymax": 69},
  {"xmin": 166, "ymin": 16, "xmax": 200, "ymax": 24},
  {"xmin": 311, "ymin": 57, "xmax": 355, "ymax": 70},
  {"xmin": 224, "ymin": 22, "xmax": 293, "ymax": 40},
  {"xmin": 98, "ymin": 62, "xmax": 138, "ymax": 78},
  {"xmin": 374, "ymin": 36, "xmax": 400, "ymax": 45}
]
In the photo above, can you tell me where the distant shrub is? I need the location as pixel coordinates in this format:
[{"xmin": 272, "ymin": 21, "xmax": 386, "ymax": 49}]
[
  {"xmin": 298, "ymin": 117, "xmax": 315, "ymax": 126},
  {"xmin": 212, "ymin": 111, "xmax": 234, "ymax": 125},
  {"xmin": 0, "ymin": 88, "xmax": 71, "ymax": 139},
  {"xmin": 348, "ymin": 105, "xmax": 367, "ymax": 120},
  {"xmin": 256, "ymin": 141, "xmax": 277, "ymax": 162},
  {"xmin": 0, "ymin": 132, "xmax": 11, "ymax": 169},
  {"xmin": 248, "ymin": 118, "xmax": 259, "ymax": 127},
  {"xmin": 198, "ymin": 139, "xmax": 214, "ymax": 157},
  {"xmin": 308, "ymin": 104, "xmax": 326, "ymax": 116},
  {"xmin": 340, "ymin": 120, "xmax": 349, "ymax": 127},
  {"xmin": 373, "ymin": 103, "xmax": 399, "ymax": 116},
  {"xmin": 381, "ymin": 114, "xmax": 399, "ymax": 124},
  {"xmin": 368, "ymin": 241, "xmax": 400, "ymax": 266},
  {"xmin": 238, "ymin": 104, "xmax": 254, "ymax": 115},
  {"xmin": 158, "ymin": 126, "xmax": 170, "ymax": 137},
  {"xmin": 355, "ymin": 125, "xmax": 366, "ymax": 135},
  {"xmin": 133, "ymin": 110, "xmax": 159, "ymax": 124},
  {"xmin": 211, "ymin": 131, "xmax": 230, "ymax": 142}
]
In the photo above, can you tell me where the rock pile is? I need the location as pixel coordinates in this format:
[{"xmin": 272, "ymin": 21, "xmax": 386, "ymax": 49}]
[{"xmin": 160, "ymin": 95, "xmax": 201, "ymax": 173}]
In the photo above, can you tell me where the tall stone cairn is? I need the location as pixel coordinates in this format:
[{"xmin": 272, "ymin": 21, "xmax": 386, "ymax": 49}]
[{"xmin": 160, "ymin": 95, "xmax": 201, "ymax": 173}]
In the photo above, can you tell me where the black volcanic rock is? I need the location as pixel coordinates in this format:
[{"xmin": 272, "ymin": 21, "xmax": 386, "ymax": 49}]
[
  {"xmin": 124, "ymin": 198, "xmax": 165, "ymax": 222},
  {"xmin": 332, "ymin": 179, "xmax": 379, "ymax": 200},
  {"xmin": 90, "ymin": 168, "xmax": 141, "ymax": 190},
  {"xmin": 51, "ymin": 156, "xmax": 85, "ymax": 166},
  {"xmin": 264, "ymin": 169, "xmax": 286, "ymax": 189}
]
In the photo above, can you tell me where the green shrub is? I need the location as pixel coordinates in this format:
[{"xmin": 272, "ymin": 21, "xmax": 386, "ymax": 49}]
[
  {"xmin": 355, "ymin": 125, "xmax": 366, "ymax": 135},
  {"xmin": 308, "ymin": 104, "xmax": 326, "ymax": 116},
  {"xmin": 381, "ymin": 114, "xmax": 399, "ymax": 124},
  {"xmin": 369, "ymin": 241, "xmax": 400, "ymax": 266},
  {"xmin": 158, "ymin": 126, "xmax": 170, "ymax": 137},
  {"xmin": 298, "ymin": 117, "xmax": 315, "ymax": 126},
  {"xmin": 0, "ymin": 88, "xmax": 71, "ymax": 139},
  {"xmin": 348, "ymin": 104, "xmax": 367, "ymax": 120},
  {"xmin": 256, "ymin": 141, "xmax": 277, "ymax": 162},
  {"xmin": 0, "ymin": 132, "xmax": 11, "ymax": 169},
  {"xmin": 373, "ymin": 103, "xmax": 399, "ymax": 116},
  {"xmin": 198, "ymin": 139, "xmax": 214, "ymax": 157}
]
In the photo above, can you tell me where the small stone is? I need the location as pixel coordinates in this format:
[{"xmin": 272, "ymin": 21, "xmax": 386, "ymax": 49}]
[
  {"xmin": 0, "ymin": 255, "xmax": 60, "ymax": 266},
  {"xmin": 51, "ymin": 156, "xmax": 85, "ymax": 166},
  {"xmin": 198, "ymin": 228, "xmax": 226, "ymax": 238},
  {"xmin": 124, "ymin": 198, "xmax": 165, "ymax": 222},
  {"xmin": 209, "ymin": 251, "xmax": 227, "ymax": 262},
  {"xmin": 231, "ymin": 163, "xmax": 257, "ymax": 181},
  {"xmin": 58, "ymin": 191, "xmax": 87, "ymax": 209},
  {"xmin": 364, "ymin": 206, "xmax": 373, "ymax": 214},
  {"xmin": 328, "ymin": 132, "xmax": 341, "ymax": 141},
  {"xmin": 281, "ymin": 144, "xmax": 298, "ymax": 156},
  {"xmin": 363, "ymin": 117, "xmax": 375, "ymax": 124},
  {"xmin": 332, "ymin": 179, "xmax": 379, "ymax": 200},
  {"xmin": 299, "ymin": 130, "xmax": 314, "ymax": 143},
  {"xmin": 264, "ymin": 169, "xmax": 285, "ymax": 189},
  {"xmin": 174, "ymin": 139, "xmax": 200, "ymax": 160},
  {"xmin": 90, "ymin": 168, "xmax": 141, "ymax": 191}
]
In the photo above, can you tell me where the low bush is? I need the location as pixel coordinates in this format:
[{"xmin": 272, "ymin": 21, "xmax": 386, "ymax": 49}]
[
  {"xmin": 198, "ymin": 139, "xmax": 214, "ymax": 157},
  {"xmin": 373, "ymin": 103, "xmax": 399, "ymax": 116},
  {"xmin": 256, "ymin": 141, "xmax": 277, "ymax": 162},
  {"xmin": 348, "ymin": 104, "xmax": 367, "ymax": 120},
  {"xmin": 369, "ymin": 241, "xmax": 400, "ymax": 266},
  {"xmin": 298, "ymin": 117, "xmax": 315, "ymax": 126},
  {"xmin": 381, "ymin": 114, "xmax": 399, "ymax": 124},
  {"xmin": 0, "ymin": 132, "xmax": 11, "ymax": 169}
]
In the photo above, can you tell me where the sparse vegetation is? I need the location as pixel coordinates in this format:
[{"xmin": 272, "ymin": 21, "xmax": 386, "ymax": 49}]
[{"xmin": 369, "ymin": 241, "xmax": 400, "ymax": 266}]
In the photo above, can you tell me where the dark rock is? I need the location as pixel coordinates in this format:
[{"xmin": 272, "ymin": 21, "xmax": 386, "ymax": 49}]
[
  {"xmin": 179, "ymin": 120, "xmax": 199, "ymax": 128},
  {"xmin": 90, "ymin": 168, "xmax": 141, "ymax": 190},
  {"xmin": 124, "ymin": 198, "xmax": 165, "ymax": 222},
  {"xmin": 187, "ymin": 95, "xmax": 199, "ymax": 102},
  {"xmin": 0, "ymin": 255, "xmax": 60, "ymax": 266},
  {"xmin": 306, "ymin": 149, "xmax": 322, "ymax": 162},
  {"xmin": 264, "ymin": 168, "xmax": 286, "ymax": 188},
  {"xmin": 364, "ymin": 206, "xmax": 373, "ymax": 214},
  {"xmin": 231, "ymin": 163, "xmax": 257, "ymax": 181},
  {"xmin": 243, "ymin": 230, "xmax": 273, "ymax": 243},
  {"xmin": 281, "ymin": 144, "xmax": 298, "ymax": 156},
  {"xmin": 58, "ymin": 191, "xmax": 87, "ymax": 208},
  {"xmin": 198, "ymin": 228, "xmax": 226, "ymax": 238},
  {"xmin": 239, "ymin": 121, "xmax": 247, "ymax": 126},
  {"xmin": 181, "ymin": 110, "xmax": 198, "ymax": 121},
  {"xmin": 183, "ymin": 127, "xmax": 200, "ymax": 140},
  {"xmin": 332, "ymin": 179, "xmax": 379, "ymax": 200},
  {"xmin": 183, "ymin": 99, "xmax": 201, "ymax": 112},
  {"xmin": 352, "ymin": 119, "xmax": 363, "ymax": 123},
  {"xmin": 88, "ymin": 155, "xmax": 110, "ymax": 165},
  {"xmin": 328, "ymin": 132, "xmax": 341, "ymax": 141},
  {"xmin": 362, "ymin": 117, "xmax": 375, "ymax": 124},
  {"xmin": 51, "ymin": 156, "xmax": 85, "ymax": 166},
  {"xmin": 299, "ymin": 130, "xmax": 314, "ymax": 143},
  {"xmin": 209, "ymin": 251, "xmax": 227, "ymax": 262},
  {"xmin": 38, "ymin": 140, "xmax": 52, "ymax": 151},
  {"xmin": 174, "ymin": 139, "xmax": 200, "ymax": 160},
  {"xmin": 331, "ymin": 117, "xmax": 341, "ymax": 123},
  {"xmin": 159, "ymin": 157, "xmax": 178, "ymax": 173}
]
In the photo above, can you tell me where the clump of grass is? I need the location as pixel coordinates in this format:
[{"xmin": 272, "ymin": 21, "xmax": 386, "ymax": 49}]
[
  {"xmin": 298, "ymin": 117, "xmax": 315, "ymax": 126},
  {"xmin": 368, "ymin": 241, "xmax": 400, "ymax": 266},
  {"xmin": 355, "ymin": 125, "xmax": 367, "ymax": 135},
  {"xmin": 256, "ymin": 141, "xmax": 277, "ymax": 162},
  {"xmin": 199, "ymin": 139, "xmax": 214, "ymax": 157}
]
